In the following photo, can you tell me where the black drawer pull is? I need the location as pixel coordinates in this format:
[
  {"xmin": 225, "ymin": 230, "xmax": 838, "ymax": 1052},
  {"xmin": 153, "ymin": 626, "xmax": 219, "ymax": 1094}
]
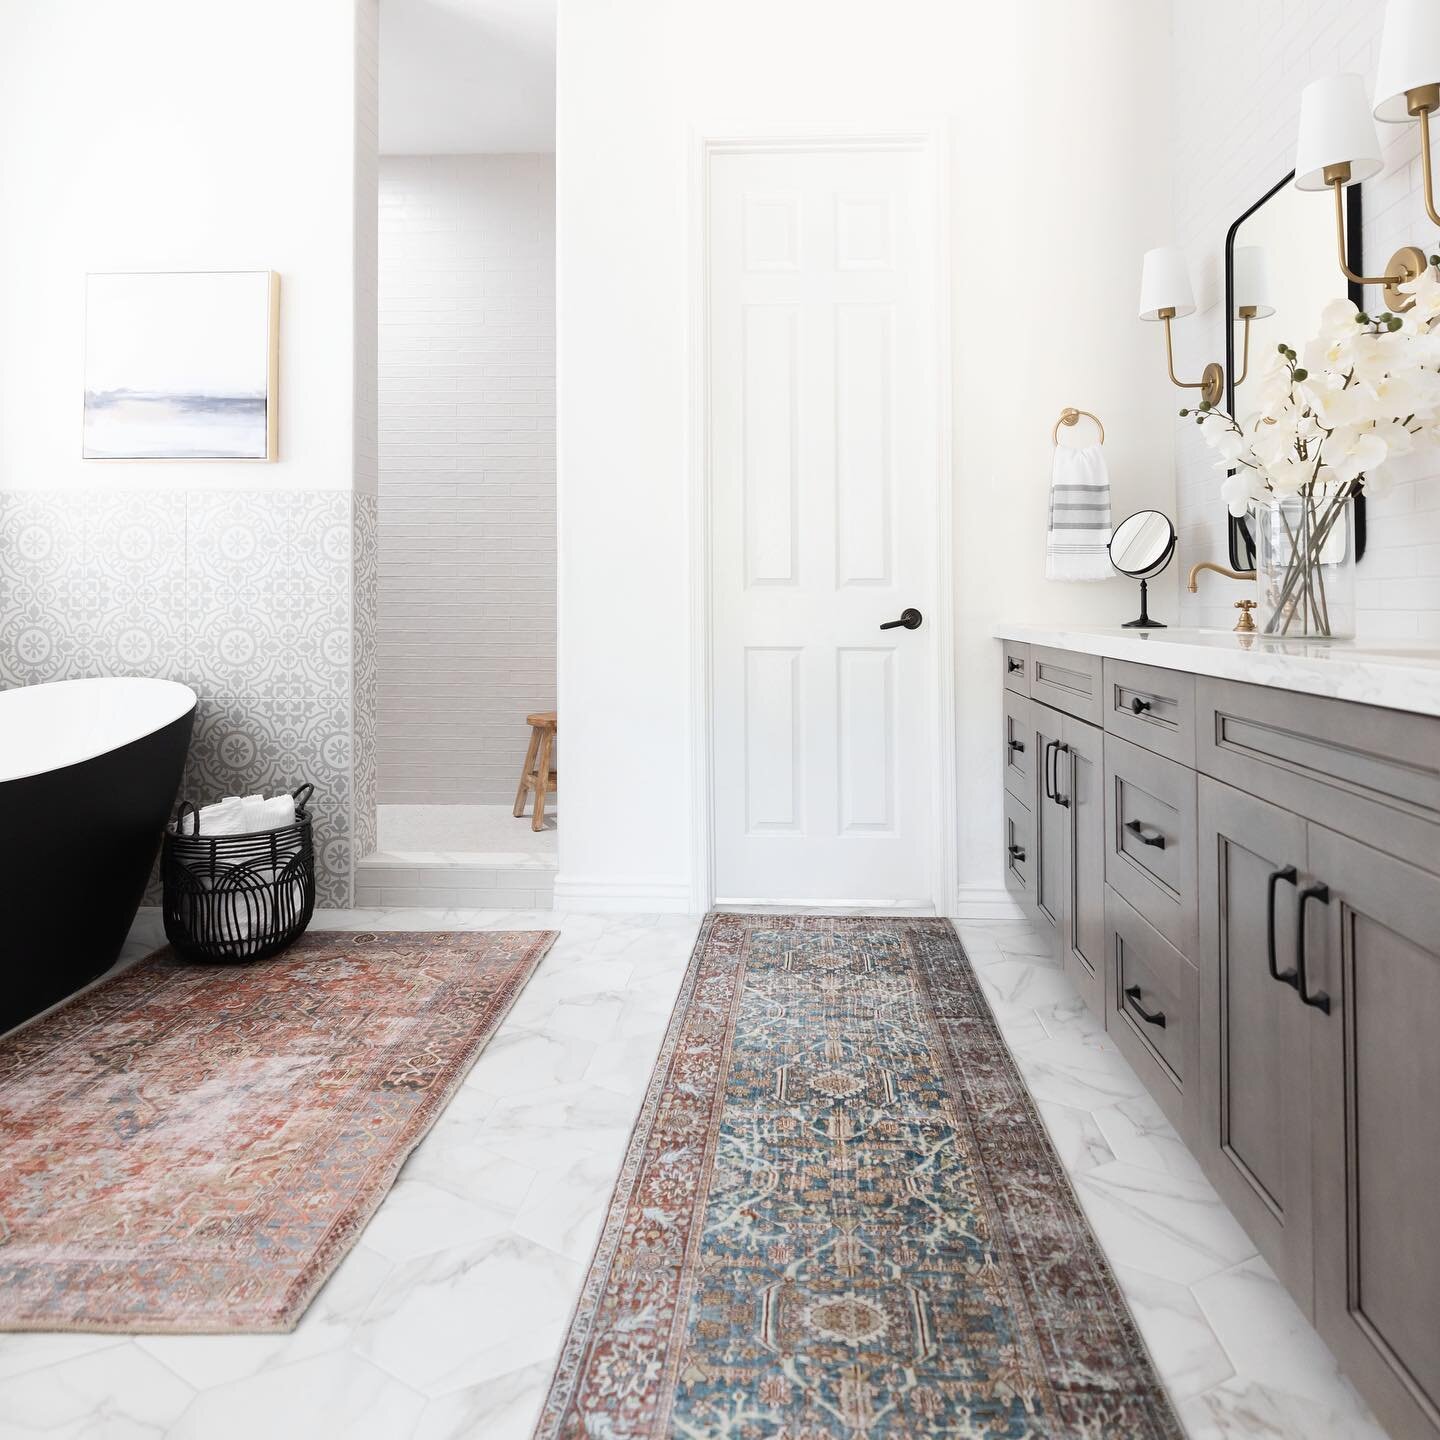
[
  {"xmin": 1130, "ymin": 696, "xmax": 1152, "ymax": 714},
  {"xmin": 1266, "ymin": 865, "xmax": 1299, "ymax": 988},
  {"xmin": 1043, "ymin": 739, "xmax": 1056, "ymax": 800},
  {"xmin": 1296, "ymin": 883, "xmax": 1332, "ymax": 1014},
  {"xmin": 1007, "ymin": 657, "xmax": 1024, "ymax": 674},
  {"xmin": 1007, "ymin": 738, "xmax": 1025, "ymax": 753},
  {"xmin": 1125, "ymin": 818, "xmax": 1166, "ymax": 849},
  {"xmin": 1054, "ymin": 743, "xmax": 1071, "ymax": 809},
  {"xmin": 1007, "ymin": 843, "xmax": 1026, "ymax": 862},
  {"xmin": 1124, "ymin": 984, "xmax": 1167, "ymax": 1028}
]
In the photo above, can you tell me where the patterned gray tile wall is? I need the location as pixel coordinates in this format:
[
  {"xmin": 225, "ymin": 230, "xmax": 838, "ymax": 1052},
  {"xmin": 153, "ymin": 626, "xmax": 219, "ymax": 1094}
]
[
  {"xmin": 351, "ymin": 491, "xmax": 379, "ymax": 861},
  {"xmin": 0, "ymin": 489, "xmax": 367, "ymax": 907}
]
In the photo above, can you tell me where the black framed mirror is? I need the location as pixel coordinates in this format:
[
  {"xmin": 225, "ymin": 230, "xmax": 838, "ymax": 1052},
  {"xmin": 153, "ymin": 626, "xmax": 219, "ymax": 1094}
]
[{"xmin": 1223, "ymin": 175, "xmax": 1367, "ymax": 570}]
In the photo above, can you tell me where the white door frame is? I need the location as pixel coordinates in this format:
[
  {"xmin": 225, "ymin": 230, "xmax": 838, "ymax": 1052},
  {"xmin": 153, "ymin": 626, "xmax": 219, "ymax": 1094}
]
[{"xmin": 686, "ymin": 124, "xmax": 957, "ymax": 915}]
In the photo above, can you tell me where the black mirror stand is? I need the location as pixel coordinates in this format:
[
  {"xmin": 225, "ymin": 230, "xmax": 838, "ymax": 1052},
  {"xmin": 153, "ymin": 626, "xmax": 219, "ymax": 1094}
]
[{"xmin": 1122, "ymin": 578, "xmax": 1165, "ymax": 630}]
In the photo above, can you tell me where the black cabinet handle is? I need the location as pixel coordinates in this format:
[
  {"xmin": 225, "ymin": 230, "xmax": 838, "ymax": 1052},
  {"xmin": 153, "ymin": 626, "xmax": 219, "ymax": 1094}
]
[
  {"xmin": 1007, "ymin": 843, "xmax": 1026, "ymax": 862},
  {"xmin": 880, "ymin": 608, "xmax": 923, "ymax": 631},
  {"xmin": 1125, "ymin": 818, "xmax": 1165, "ymax": 849},
  {"xmin": 1124, "ymin": 984, "xmax": 1167, "ymax": 1028},
  {"xmin": 1054, "ymin": 743, "xmax": 1071, "ymax": 809},
  {"xmin": 1007, "ymin": 738, "xmax": 1025, "ymax": 753},
  {"xmin": 1296, "ymin": 883, "xmax": 1332, "ymax": 1014},
  {"xmin": 1130, "ymin": 696, "xmax": 1152, "ymax": 714},
  {"xmin": 1266, "ymin": 865, "xmax": 1299, "ymax": 987},
  {"xmin": 1007, "ymin": 657, "xmax": 1024, "ymax": 674},
  {"xmin": 1043, "ymin": 739, "xmax": 1056, "ymax": 801}
]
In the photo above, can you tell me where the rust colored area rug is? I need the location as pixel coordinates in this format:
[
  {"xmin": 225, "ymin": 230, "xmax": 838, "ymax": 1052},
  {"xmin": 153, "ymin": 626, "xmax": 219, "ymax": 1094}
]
[
  {"xmin": 535, "ymin": 914, "xmax": 1182, "ymax": 1439},
  {"xmin": 0, "ymin": 929, "xmax": 553, "ymax": 1334}
]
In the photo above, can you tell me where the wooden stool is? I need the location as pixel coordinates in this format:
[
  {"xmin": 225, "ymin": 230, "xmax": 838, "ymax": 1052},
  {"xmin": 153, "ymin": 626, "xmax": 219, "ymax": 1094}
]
[{"xmin": 513, "ymin": 710, "xmax": 557, "ymax": 832}]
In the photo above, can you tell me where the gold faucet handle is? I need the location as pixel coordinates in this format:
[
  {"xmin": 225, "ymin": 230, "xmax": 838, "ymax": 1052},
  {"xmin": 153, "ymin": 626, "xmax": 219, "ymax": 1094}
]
[{"xmin": 1234, "ymin": 599, "xmax": 1258, "ymax": 633}]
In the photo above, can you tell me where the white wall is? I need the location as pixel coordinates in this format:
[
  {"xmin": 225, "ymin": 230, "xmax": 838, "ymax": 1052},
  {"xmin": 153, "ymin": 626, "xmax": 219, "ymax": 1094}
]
[
  {"xmin": 0, "ymin": 0, "xmax": 370, "ymax": 497},
  {"xmin": 556, "ymin": 0, "xmax": 1177, "ymax": 909},
  {"xmin": 0, "ymin": 0, "xmax": 379, "ymax": 904},
  {"xmin": 1170, "ymin": 0, "xmax": 1440, "ymax": 638},
  {"xmin": 377, "ymin": 155, "xmax": 556, "ymax": 804}
]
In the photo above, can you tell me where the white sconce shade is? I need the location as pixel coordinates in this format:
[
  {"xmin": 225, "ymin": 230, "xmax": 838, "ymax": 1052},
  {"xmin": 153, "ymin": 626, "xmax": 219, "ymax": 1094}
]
[
  {"xmin": 1375, "ymin": 0, "xmax": 1440, "ymax": 123},
  {"xmin": 1138, "ymin": 247, "xmax": 1197, "ymax": 322},
  {"xmin": 1295, "ymin": 74, "xmax": 1383, "ymax": 190},
  {"xmin": 1232, "ymin": 246, "xmax": 1275, "ymax": 318}
]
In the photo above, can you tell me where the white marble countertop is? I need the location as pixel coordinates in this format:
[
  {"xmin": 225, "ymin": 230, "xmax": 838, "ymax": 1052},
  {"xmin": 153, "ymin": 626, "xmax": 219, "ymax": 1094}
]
[{"xmin": 995, "ymin": 623, "xmax": 1440, "ymax": 719}]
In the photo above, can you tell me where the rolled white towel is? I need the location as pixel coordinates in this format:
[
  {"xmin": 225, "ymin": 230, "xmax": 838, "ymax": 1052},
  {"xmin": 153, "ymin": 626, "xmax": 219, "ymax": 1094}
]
[
  {"xmin": 196, "ymin": 791, "xmax": 297, "ymax": 836},
  {"xmin": 239, "ymin": 793, "xmax": 295, "ymax": 832}
]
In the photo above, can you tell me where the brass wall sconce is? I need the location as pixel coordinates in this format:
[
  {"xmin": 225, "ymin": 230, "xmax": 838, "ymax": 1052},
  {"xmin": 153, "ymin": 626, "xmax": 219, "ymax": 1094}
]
[
  {"xmin": 1295, "ymin": 73, "xmax": 1428, "ymax": 312},
  {"xmin": 1230, "ymin": 246, "xmax": 1273, "ymax": 387},
  {"xmin": 1138, "ymin": 247, "xmax": 1224, "ymax": 407},
  {"xmin": 1375, "ymin": 0, "xmax": 1440, "ymax": 226}
]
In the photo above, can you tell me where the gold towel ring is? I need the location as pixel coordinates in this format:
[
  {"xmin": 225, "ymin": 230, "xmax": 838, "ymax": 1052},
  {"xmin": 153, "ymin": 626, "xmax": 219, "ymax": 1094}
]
[{"xmin": 1053, "ymin": 407, "xmax": 1105, "ymax": 445}]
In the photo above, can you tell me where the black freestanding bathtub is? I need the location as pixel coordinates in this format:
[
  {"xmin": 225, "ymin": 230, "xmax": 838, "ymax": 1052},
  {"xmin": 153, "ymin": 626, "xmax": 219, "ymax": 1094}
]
[{"xmin": 0, "ymin": 677, "xmax": 195, "ymax": 1035}]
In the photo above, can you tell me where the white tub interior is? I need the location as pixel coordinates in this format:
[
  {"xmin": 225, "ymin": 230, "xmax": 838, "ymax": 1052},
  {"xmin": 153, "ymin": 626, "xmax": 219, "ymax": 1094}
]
[{"xmin": 0, "ymin": 678, "xmax": 196, "ymax": 784}]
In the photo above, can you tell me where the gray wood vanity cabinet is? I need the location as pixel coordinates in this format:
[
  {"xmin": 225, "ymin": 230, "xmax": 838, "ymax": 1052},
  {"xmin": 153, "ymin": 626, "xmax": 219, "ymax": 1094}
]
[
  {"xmin": 1000, "ymin": 639, "xmax": 1440, "ymax": 1440},
  {"xmin": 1008, "ymin": 653, "xmax": 1106, "ymax": 1016}
]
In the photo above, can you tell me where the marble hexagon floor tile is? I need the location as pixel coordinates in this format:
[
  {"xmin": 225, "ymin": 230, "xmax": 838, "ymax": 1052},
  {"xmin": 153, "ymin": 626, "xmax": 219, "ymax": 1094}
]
[{"xmin": 0, "ymin": 907, "xmax": 1388, "ymax": 1440}]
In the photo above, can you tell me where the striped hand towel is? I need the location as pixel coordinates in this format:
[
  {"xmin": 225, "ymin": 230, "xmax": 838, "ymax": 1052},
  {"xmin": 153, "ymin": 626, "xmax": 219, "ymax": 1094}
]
[{"xmin": 1046, "ymin": 443, "xmax": 1114, "ymax": 581}]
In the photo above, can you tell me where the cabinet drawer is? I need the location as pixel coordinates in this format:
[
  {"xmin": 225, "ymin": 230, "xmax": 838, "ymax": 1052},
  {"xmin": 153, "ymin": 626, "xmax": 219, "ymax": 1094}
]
[
  {"xmin": 1031, "ymin": 645, "xmax": 1103, "ymax": 726},
  {"xmin": 1002, "ymin": 788, "xmax": 1034, "ymax": 910},
  {"xmin": 1105, "ymin": 731, "xmax": 1198, "ymax": 956},
  {"xmin": 1002, "ymin": 691, "xmax": 1033, "ymax": 803},
  {"xmin": 1002, "ymin": 640, "xmax": 1030, "ymax": 696},
  {"xmin": 1103, "ymin": 658, "xmax": 1196, "ymax": 766},
  {"xmin": 1196, "ymin": 676, "xmax": 1440, "ymax": 874},
  {"xmin": 1105, "ymin": 886, "xmax": 1197, "ymax": 1138}
]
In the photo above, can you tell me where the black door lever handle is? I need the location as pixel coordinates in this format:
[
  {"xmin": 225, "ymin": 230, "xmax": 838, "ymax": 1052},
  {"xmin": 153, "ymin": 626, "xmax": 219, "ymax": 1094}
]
[{"xmin": 880, "ymin": 608, "xmax": 923, "ymax": 631}]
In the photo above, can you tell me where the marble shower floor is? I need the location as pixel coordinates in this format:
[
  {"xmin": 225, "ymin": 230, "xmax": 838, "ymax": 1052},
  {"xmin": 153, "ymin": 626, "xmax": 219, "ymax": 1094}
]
[{"xmin": 0, "ymin": 910, "xmax": 1387, "ymax": 1440}]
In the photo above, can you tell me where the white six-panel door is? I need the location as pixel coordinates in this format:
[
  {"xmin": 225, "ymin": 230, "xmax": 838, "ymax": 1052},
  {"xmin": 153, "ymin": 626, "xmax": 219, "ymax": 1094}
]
[{"xmin": 708, "ymin": 142, "xmax": 941, "ymax": 907}]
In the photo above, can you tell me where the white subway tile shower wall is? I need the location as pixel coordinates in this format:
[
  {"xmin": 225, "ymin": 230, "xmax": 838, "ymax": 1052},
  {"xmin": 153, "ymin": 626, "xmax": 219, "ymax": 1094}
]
[
  {"xmin": 1171, "ymin": 0, "xmax": 1440, "ymax": 638},
  {"xmin": 0, "ymin": 490, "xmax": 370, "ymax": 908},
  {"xmin": 378, "ymin": 155, "xmax": 556, "ymax": 804}
]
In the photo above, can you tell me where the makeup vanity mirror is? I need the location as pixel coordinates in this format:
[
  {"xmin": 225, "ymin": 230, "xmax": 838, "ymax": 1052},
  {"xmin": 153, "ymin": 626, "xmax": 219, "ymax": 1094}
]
[
  {"xmin": 1224, "ymin": 175, "xmax": 1366, "ymax": 569},
  {"xmin": 1109, "ymin": 509, "xmax": 1175, "ymax": 629}
]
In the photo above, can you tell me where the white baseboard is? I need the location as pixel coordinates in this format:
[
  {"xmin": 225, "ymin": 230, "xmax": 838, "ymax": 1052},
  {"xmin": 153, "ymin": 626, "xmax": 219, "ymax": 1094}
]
[
  {"xmin": 950, "ymin": 886, "xmax": 1026, "ymax": 920},
  {"xmin": 551, "ymin": 875, "xmax": 695, "ymax": 914}
]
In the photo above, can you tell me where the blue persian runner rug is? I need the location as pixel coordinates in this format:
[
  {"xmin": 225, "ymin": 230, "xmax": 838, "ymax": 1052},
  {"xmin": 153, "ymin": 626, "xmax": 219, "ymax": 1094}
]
[{"xmin": 534, "ymin": 913, "xmax": 1181, "ymax": 1439}]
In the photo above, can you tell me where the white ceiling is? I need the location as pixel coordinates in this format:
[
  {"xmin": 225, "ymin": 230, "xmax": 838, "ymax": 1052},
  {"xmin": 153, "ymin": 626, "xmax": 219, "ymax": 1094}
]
[{"xmin": 380, "ymin": 0, "xmax": 556, "ymax": 155}]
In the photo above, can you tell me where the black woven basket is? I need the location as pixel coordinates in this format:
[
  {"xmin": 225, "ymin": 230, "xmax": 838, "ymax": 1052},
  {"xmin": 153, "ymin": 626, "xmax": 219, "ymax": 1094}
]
[{"xmin": 162, "ymin": 784, "xmax": 316, "ymax": 963}]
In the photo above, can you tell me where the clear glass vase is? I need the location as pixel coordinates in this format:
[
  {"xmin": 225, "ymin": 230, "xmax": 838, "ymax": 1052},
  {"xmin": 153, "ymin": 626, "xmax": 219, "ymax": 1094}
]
[{"xmin": 1254, "ymin": 488, "xmax": 1355, "ymax": 640}]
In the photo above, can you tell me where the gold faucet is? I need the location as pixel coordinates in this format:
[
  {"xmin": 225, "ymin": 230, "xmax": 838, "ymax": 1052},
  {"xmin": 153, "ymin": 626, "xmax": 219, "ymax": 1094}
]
[
  {"xmin": 1187, "ymin": 560, "xmax": 1259, "ymax": 632},
  {"xmin": 1187, "ymin": 560, "xmax": 1255, "ymax": 592}
]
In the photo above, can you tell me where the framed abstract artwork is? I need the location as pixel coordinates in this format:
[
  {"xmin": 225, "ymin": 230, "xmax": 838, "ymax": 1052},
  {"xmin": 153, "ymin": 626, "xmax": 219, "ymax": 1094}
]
[{"xmin": 82, "ymin": 270, "xmax": 279, "ymax": 461}]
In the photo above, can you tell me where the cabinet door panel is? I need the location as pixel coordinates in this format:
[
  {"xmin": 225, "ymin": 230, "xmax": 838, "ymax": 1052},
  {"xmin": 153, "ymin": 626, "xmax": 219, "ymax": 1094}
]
[
  {"xmin": 1308, "ymin": 823, "xmax": 1440, "ymax": 1440},
  {"xmin": 1003, "ymin": 691, "xmax": 1033, "ymax": 804},
  {"xmin": 1062, "ymin": 714, "xmax": 1104, "ymax": 1017},
  {"xmin": 1031, "ymin": 645, "xmax": 1103, "ymax": 726},
  {"xmin": 1105, "ymin": 886, "xmax": 1196, "ymax": 1130},
  {"xmin": 1031, "ymin": 702, "xmax": 1066, "ymax": 965},
  {"xmin": 1002, "ymin": 640, "xmax": 1030, "ymax": 696},
  {"xmin": 1105, "ymin": 732, "xmax": 1199, "ymax": 958},
  {"xmin": 1002, "ymin": 788, "xmax": 1034, "ymax": 916},
  {"xmin": 1196, "ymin": 776, "xmax": 1313, "ymax": 1309}
]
